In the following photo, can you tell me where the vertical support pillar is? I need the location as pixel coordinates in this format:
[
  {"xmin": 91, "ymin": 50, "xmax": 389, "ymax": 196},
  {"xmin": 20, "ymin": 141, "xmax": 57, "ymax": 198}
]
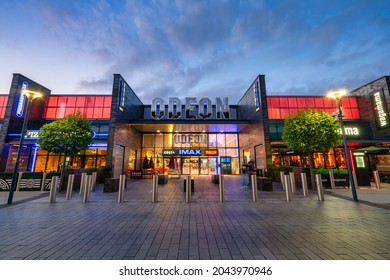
[
  {"xmin": 49, "ymin": 176, "xmax": 58, "ymax": 203},
  {"xmin": 91, "ymin": 172, "xmax": 97, "ymax": 191},
  {"xmin": 219, "ymin": 174, "xmax": 224, "ymax": 202},
  {"xmin": 329, "ymin": 171, "xmax": 335, "ymax": 189},
  {"xmin": 83, "ymin": 175, "xmax": 91, "ymax": 203},
  {"xmin": 66, "ymin": 174, "xmax": 75, "ymax": 199},
  {"xmin": 280, "ymin": 171, "xmax": 286, "ymax": 190},
  {"xmin": 79, "ymin": 173, "xmax": 86, "ymax": 195},
  {"xmin": 152, "ymin": 174, "xmax": 158, "ymax": 203},
  {"xmin": 16, "ymin": 172, "xmax": 23, "ymax": 191},
  {"xmin": 186, "ymin": 175, "xmax": 191, "ymax": 203},
  {"xmin": 301, "ymin": 173, "xmax": 308, "ymax": 197},
  {"xmin": 41, "ymin": 172, "xmax": 47, "ymax": 191},
  {"xmin": 251, "ymin": 174, "xmax": 258, "ymax": 202},
  {"xmin": 373, "ymin": 171, "xmax": 381, "ymax": 189},
  {"xmin": 352, "ymin": 171, "xmax": 358, "ymax": 190},
  {"xmin": 315, "ymin": 174, "xmax": 325, "ymax": 201},
  {"xmin": 289, "ymin": 172, "xmax": 296, "ymax": 193},
  {"xmin": 118, "ymin": 174, "xmax": 126, "ymax": 203},
  {"xmin": 284, "ymin": 174, "xmax": 292, "ymax": 201}
]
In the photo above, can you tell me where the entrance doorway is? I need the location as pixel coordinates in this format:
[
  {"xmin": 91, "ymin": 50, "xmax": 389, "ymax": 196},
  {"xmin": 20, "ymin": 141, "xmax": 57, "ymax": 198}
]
[{"xmin": 182, "ymin": 158, "xmax": 199, "ymax": 175}]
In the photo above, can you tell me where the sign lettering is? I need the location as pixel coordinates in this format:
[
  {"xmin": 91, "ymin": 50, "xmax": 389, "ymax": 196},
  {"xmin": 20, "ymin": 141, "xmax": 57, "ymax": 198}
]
[
  {"xmin": 371, "ymin": 89, "xmax": 390, "ymax": 130},
  {"xmin": 16, "ymin": 81, "xmax": 28, "ymax": 118}
]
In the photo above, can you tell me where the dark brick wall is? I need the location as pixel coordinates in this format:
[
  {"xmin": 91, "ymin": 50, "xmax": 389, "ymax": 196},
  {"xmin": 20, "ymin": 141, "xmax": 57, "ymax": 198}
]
[
  {"xmin": 350, "ymin": 76, "xmax": 390, "ymax": 139},
  {"xmin": 107, "ymin": 74, "xmax": 144, "ymax": 177},
  {"xmin": 237, "ymin": 75, "xmax": 272, "ymax": 172}
]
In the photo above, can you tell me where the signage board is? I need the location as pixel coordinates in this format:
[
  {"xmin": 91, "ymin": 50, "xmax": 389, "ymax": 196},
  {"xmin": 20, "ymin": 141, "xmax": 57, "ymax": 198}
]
[
  {"xmin": 371, "ymin": 88, "xmax": 389, "ymax": 130},
  {"xmin": 15, "ymin": 81, "xmax": 28, "ymax": 118},
  {"xmin": 162, "ymin": 149, "xmax": 218, "ymax": 157}
]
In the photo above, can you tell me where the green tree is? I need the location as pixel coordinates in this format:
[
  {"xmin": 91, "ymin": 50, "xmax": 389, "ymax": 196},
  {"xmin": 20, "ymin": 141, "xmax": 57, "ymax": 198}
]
[
  {"xmin": 282, "ymin": 109, "xmax": 342, "ymax": 188},
  {"xmin": 38, "ymin": 110, "xmax": 94, "ymax": 189}
]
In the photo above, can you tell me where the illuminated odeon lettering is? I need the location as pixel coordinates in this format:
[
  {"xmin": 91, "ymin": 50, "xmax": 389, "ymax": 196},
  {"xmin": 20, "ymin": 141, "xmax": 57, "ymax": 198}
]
[
  {"xmin": 151, "ymin": 97, "xmax": 230, "ymax": 120},
  {"xmin": 374, "ymin": 91, "xmax": 388, "ymax": 128},
  {"xmin": 174, "ymin": 134, "xmax": 207, "ymax": 144},
  {"xmin": 339, "ymin": 127, "xmax": 359, "ymax": 136},
  {"xmin": 16, "ymin": 81, "xmax": 28, "ymax": 118},
  {"xmin": 178, "ymin": 149, "xmax": 201, "ymax": 156}
]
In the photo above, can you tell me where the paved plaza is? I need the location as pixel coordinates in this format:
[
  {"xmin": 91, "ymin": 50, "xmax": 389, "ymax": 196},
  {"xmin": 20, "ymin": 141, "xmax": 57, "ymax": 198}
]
[{"xmin": 0, "ymin": 175, "xmax": 389, "ymax": 260}]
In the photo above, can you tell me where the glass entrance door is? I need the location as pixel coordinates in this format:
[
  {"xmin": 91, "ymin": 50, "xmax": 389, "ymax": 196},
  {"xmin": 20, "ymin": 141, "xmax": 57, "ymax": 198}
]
[
  {"xmin": 182, "ymin": 157, "xmax": 199, "ymax": 175},
  {"xmin": 200, "ymin": 157, "xmax": 208, "ymax": 175}
]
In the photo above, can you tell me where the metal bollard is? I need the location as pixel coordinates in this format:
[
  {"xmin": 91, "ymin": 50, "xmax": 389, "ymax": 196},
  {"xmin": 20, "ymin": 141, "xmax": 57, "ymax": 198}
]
[
  {"xmin": 219, "ymin": 174, "xmax": 224, "ymax": 202},
  {"xmin": 49, "ymin": 176, "xmax": 59, "ymax": 203},
  {"xmin": 66, "ymin": 174, "xmax": 75, "ymax": 199},
  {"xmin": 186, "ymin": 175, "xmax": 191, "ymax": 203},
  {"xmin": 352, "ymin": 171, "xmax": 358, "ymax": 189},
  {"xmin": 315, "ymin": 174, "xmax": 325, "ymax": 201},
  {"xmin": 152, "ymin": 175, "xmax": 158, "ymax": 203},
  {"xmin": 251, "ymin": 174, "xmax": 258, "ymax": 202},
  {"xmin": 118, "ymin": 175, "xmax": 126, "ymax": 203},
  {"xmin": 91, "ymin": 172, "xmax": 97, "ymax": 191},
  {"xmin": 280, "ymin": 171, "xmax": 286, "ymax": 190},
  {"xmin": 83, "ymin": 175, "xmax": 91, "ymax": 203},
  {"xmin": 41, "ymin": 172, "xmax": 47, "ymax": 191},
  {"xmin": 301, "ymin": 173, "xmax": 308, "ymax": 197},
  {"xmin": 373, "ymin": 171, "xmax": 381, "ymax": 189},
  {"xmin": 284, "ymin": 174, "xmax": 292, "ymax": 201},
  {"xmin": 289, "ymin": 172, "xmax": 296, "ymax": 193},
  {"xmin": 329, "ymin": 171, "xmax": 335, "ymax": 189},
  {"xmin": 16, "ymin": 172, "xmax": 23, "ymax": 191},
  {"xmin": 79, "ymin": 173, "xmax": 86, "ymax": 195}
]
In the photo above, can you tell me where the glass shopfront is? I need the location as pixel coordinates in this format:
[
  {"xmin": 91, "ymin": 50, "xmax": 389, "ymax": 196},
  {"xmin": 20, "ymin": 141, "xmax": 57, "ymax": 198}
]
[{"xmin": 140, "ymin": 133, "xmax": 240, "ymax": 175}]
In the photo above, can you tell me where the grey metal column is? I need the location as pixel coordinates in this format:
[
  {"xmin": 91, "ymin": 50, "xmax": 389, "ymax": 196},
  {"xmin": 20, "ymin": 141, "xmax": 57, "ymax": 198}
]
[
  {"xmin": 49, "ymin": 176, "xmax": 59, "ymax": 203},
  {"xmin": 219, "ymin": 174, "xmax": 224, "ymax": 202},
  {"xmin": 284, "ymin": 174, "xmax": 292, "ymax": 201},
  {"xmin": 186, "ymin": 175, "xmax": 191, "ymax": 203},
  {"xmin": 280, "ymin": 171, "xmax": 286, "ymax": 190},
  {"xmin": 66, "ymin": 174, "xmax": 75, "ymax": 199},
  {"xmin": 315, "ymin": 174, "xmax": 325, "ymax": 201},
  {"xmin": 289, "ymin": 172, "xmax": 296, "ymax": 193},
  {"xmin": 118, "ymin": 174, "xmax": 126, "ymax": 203},
  {"xmin": 79, "ymin": 173, "xmax": 86, "ymax": 195},
  {"xmin": 40, "ymin": 172, "xmax": 47, "ymax": 191},
  {"xmin": 152, "ymin": 174, "xmax": 158, "ymax": 203},
  {"xmin": 329, "ymin": 171, "xmax": 335, "ymax": 189},
  {"xmin": 251, "ymin": 174, "xmax": 258, "ymax": 202},
  {"xmin": 301, "ymin": 173, "xmax": 308, "ymax": 197},
  {"xmin": 91, "ymin": 172, "xmax": 97, "ymax": 191},
  {"xmin": 83, "ymin": 175, "xmax": 91, "ymax": 203}
]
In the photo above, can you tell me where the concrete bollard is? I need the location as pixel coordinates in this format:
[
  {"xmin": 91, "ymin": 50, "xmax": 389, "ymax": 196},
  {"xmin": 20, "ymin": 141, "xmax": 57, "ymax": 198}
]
[
  {"xmin": 251, "ymin": 174, "xmax": 258, "ymax": 202},
  {"xmin": 152, "ymin": 175, "xmax": 158, "ymax": 203},
  {"xmin": 329, "ymin": 171, "xmax": 335, "ymax": 189},
  {"xmin": 219, "ymin": 174, "xmax": 224, "ymax": 202},
  {"xmin": 79, "ymin": 173, "xmax": 86, "ymax": 195},
  {"xmin": 41, "ymin": 172, "xmax": 47, "ymax": 191},
  {"xmin": 91, "ymin": 172, "xmax": 97, "ymax": 191},
  {"xmin": 373, "ymin": 171, "xmax": 381, "ymax": 189},
  {"xmin": 83, "ymin": 175, "xmax": 91, "ymax": 203},
  {"xmin": 284, "ymin": 174, "xmax": 292, "ymax": 201},
  {"xmin": 186, "ymin": 175, "xmax": 191, "ymax": 203},
  {"xmin": 280, "ymin": 171, "xmax": 286, "ymax": 190},
  {"xmin": 301, "ymin": 173, "xmax": 308, "ymax": 197},
  {"xmin": 49, "ymin": 176, "xmax": 59, "ymax": 203},
  {"xmin": 315, "ymin": 174, "xmax": 325, "ymax": 201},
  {"xmin": 66, "ymin": 174, "xmax": 75, "ymax": 199},
  {"xmin": 289, "ymin": 172, "xmax": 296, "ymax": 193},
  {"xmin": 118, "ymin": 174, "xmax": 126, "ymax": 203}
]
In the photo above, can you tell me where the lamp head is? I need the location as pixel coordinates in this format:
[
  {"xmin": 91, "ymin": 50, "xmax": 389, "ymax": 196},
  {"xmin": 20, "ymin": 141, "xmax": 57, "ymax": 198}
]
[
  {"xmin": 21, "ymin": 89, "xmax": 43, "ymax": 100},
  {"xmin": 326, "ymin": 89, "xmax": 348, "ymax": 100}
]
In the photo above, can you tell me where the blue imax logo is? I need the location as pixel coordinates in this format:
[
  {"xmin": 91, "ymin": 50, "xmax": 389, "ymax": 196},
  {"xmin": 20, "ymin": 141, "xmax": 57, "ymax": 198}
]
[{"xmin": 178, "ymin": 149, "xmax": 201, "ymax": 155}]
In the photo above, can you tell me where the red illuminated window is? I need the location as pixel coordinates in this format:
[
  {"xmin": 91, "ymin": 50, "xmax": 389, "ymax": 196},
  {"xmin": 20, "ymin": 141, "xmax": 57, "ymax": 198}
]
[
  {"xmin": 288, "ymin": 97, "xmax": 297, "ymax": 108},
  {"xmin": 279, "ymin": 98, "xmax": 288, "ymax": 107},
  {"xmin": 95, "ymin": 96, "xmax": 104, "ymax": 107},
  {"xmin": 102, "ymin": 108, "xmax": 111, "ymax": 118},
  {"xmin": 47, "ymin": 96, "xmax": 58, "ymax": 107}
]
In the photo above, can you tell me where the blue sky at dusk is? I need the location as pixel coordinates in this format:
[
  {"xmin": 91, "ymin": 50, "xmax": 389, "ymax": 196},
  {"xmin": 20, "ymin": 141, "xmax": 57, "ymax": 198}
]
[{"xmin": 1, "ymin": 0, "xmax": 389, "ymax": 103}]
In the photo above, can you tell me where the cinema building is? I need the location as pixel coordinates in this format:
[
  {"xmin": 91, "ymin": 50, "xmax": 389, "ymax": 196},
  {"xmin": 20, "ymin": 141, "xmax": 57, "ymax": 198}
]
[{"xmin": 0, "ymin": 73, "xmax": 389, "ymax": 183}]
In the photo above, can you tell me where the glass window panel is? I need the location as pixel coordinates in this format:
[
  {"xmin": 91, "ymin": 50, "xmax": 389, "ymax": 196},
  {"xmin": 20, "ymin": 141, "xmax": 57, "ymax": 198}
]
[
  {"xmin": 351, "ymin": 109, "xmax": 360, "ymax": 119},
  {"xmin": 268, "ymin": 97, "xmax": 279, "ymax": 107},
  {"xmin": 155, "ymin": 134, "xmax": 163, "ymax": 147},
  {"xmin": 225, "ymin": 134, "xmax": 238, "ymax": 147},
  {"xmin": 164, "ymin": 134, "xmax": 172, "ymax": 148},
  {"xmin": 217, "ymin": 134, "xmax": 225, "ymax": 147},
  {"xmin": 305, "ymin": 97, "xmax": 315, "ymax": 107},
  {"xmin": 97, "ymin": 148, "xmax": 107, "ymax": 155},
  {"xmin": 341, "ymin": 98, "xmax": 351, "ymax": 108},
  {"xmin": 58, "ymin": 96, "xmax": 67, "ymax": 106},
  {"xmin": 296, "ymin": 97, "xmax": 307, "ymax": 108},
  {"xmin": 226, "ymin": 148, "xmax": 239, "ymax": 157},
  {"xmin": 86, "ymin": 109, "xmax": 94, "ymax": 119},
  {"xmin": 65, "ymin": 107, "xmax": 75, "ymax": 116},
  {"xmin": 85, "ymin": 149, "xmax": 97, "ymax": 155},
  {"xmin": 86, "ymin": 96, "xmax": 95, "ymax": 107},
  {"xmin": 45, "ymin": 108, "xmax": 57, "ymax": 118},
  {"xmin": 343, "ymin": 108, "xmax": 352, "ymax": 119},
  {"xmin": 102, "ymin": 108, "xmax": 111, "ymax": 118},
  {"xmin": 314, "ymin": 98, "xmax": 324, "ymax": 108},
  {"xmin": 104, "ymin": 96, "xmax": 112, "ymax": 106},
  {"xmin": 218, "ymin": 148, "xmax": 226, "ymax": 156},
  {"xmin": 268, "ymin": 108, "xmax": 280, "ymax": 119},
  {"xmin": 95, "ymin": 96, "xmax": 104, "ymax": 107},
  {"xmin": 141, "ymin": 149, "xmax": 154, "ymax": 158},
  {"xmin": 143, "ymin": 134, "xmax": 154, "ymax": 147},
  {"xmin": 289, "ymin": 108, "xmax": 298, "ymax": 116},
  {"xmin": 93, "ymin": 107, "xmax": 103, "ymax": 119},
  {"xmin": 349, "ymin": 97, "xmax": 358, "ymax": 107},
  {"xmin": 279, "ymin": 97, "xmax": 288, "ymax": 107},
  {"xmin": 209, "ymin": 134, "xmax": 217, "ymax": 148},
  {"xmin": 47, "ymin": 96, "xmax": 58, "ymax": 107},
  {"xmin": 77, "ymin": 96, "xmax": 85, "ymax": 107},
  {"xmin": 323, "ymin": 98, "xmax": 334, "ymax": 108},
  {"xmin": 280, "ymin": 108, "xmax": 290, "ymax": 119},
  {"xmin": 288, "ymin": 97, "xmax": 297, "ymax": 108},
  {"xmin": 67, "ymin": 97, "xmax": 76, "ymax": 107}
]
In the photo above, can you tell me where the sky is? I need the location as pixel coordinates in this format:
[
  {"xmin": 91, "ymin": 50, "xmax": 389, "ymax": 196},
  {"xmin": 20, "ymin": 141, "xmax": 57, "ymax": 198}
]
[{"xmin": 1, "ymin": 0, "xmax": 390, "ymax": 104}]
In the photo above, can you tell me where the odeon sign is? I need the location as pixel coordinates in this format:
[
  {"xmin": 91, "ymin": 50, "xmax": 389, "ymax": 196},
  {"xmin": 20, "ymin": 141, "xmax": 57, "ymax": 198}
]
[
  {"xmin": 163, "ymin": 149, "xmax": 218, "ymax": 156},
  {"xmin": 151, "ymin": 97, "xmax": 230, "ymax": 120}
]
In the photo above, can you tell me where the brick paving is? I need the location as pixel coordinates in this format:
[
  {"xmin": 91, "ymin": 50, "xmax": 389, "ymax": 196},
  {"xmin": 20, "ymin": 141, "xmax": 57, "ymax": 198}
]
[{"xmin": 0, "ymin": 175, "xmax": 389, "ymax": 260}]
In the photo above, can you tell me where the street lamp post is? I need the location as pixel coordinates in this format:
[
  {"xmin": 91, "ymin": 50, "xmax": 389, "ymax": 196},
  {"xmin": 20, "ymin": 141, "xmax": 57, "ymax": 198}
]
[
  {"xmin": 7, "ymin": 89, "xmax": 42, "ymax": 204},
  {"xmin": 327, "ymin": 90, "xmax": 358, "ymax": 201}
]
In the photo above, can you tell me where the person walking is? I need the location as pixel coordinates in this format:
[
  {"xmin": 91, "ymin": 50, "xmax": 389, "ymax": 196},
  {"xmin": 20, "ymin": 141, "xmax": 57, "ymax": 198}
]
[{"xmin": 241, "ymin": 164, "xmax": 249, "ymax": 188}]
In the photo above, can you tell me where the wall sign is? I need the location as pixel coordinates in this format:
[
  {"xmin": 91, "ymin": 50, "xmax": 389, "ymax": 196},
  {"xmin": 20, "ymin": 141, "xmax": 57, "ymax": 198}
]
[
  {"xmin": 15, "ymin": 81, "xmax": 29, "ymax": 118},
  {"xmin": 151, "ymin": 97, "xmax": 230, "ymax": 120},
  {"xmin": 162, "ymin": 149, "xmax": 218, "ymax": 156},
  {"xmin": 174, "ymin": 134, "xmax": 207, "ymax": 144},
  {"xmin": 371, "ymin": 89, "xmax": 389, "ymax": 130}
]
